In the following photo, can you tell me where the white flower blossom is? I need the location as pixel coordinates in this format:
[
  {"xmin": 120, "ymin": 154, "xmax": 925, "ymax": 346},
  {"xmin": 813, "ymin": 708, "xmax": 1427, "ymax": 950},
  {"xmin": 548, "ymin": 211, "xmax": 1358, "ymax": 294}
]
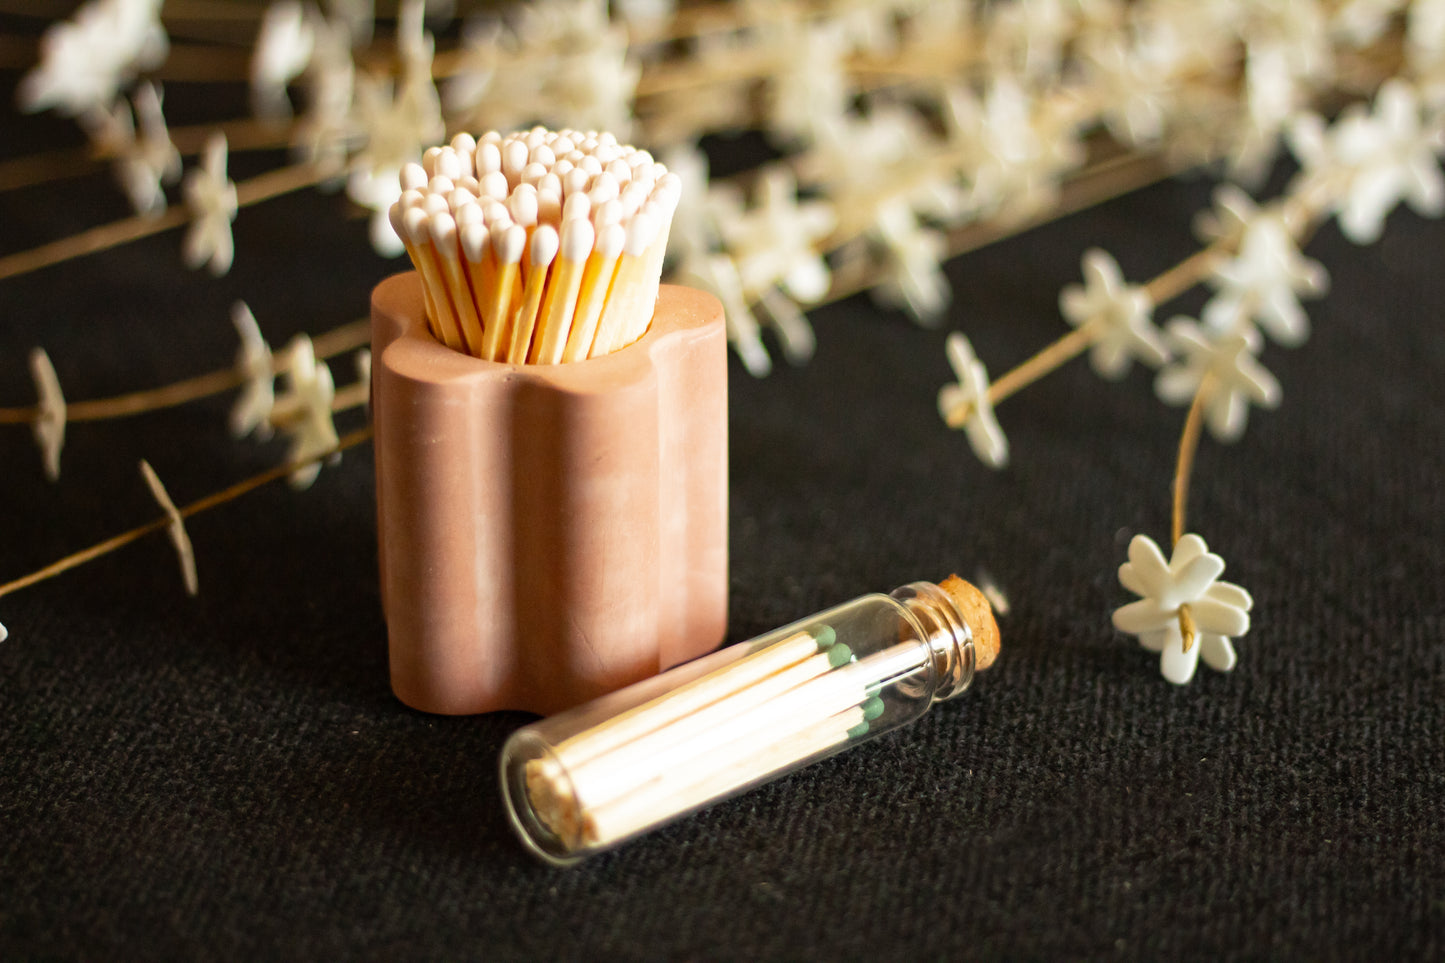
[
  {"xmin": 29, "ymin": 348, "xmax": 66, "ymax": 482},
  {"xmin": 676, "ymin": 251, "xmax": 773, "ymax": 378},
  {"xmin": 1330, "ymin": 0, "xmax": 1406, "ymax": 48},
  {"xmin": 1059, "ymin": 248, "xmax": 1168, "ymax": 379},
  {"xmin": 760, "ymin": 14, "xmax": 850, "ymax": 145},
  {"xmin": 139, "ymin": 460, "xmax": 198, "ymax": 597},
  {"xmin": 869, "ymin": 199, "xmax": 951, "ymax": 325},
  {"xmin": 18, "ymin": 0, "xmax": 168, "ymax": 118},
  {"xmin": 1202, "ymin": 199, "xmax": 1328, "ymax": 347},
  {"xmin": 230, "ymin": 302, "xmax": 276, "ymax": 440},
  {"xmin": 273, "ymin": 336, "xmax": 340, "ymax": 490},
  {"xmin": 182, "ymin": 133, "xmax": 239, "ymax": 276},
  {"xmin": 100, "ymin": 81, "xmax": 182, "ymax": 217},
  {"xmin": 1155, "ymin": 319, "xmax": 1281, "ymax": 443},
  {"xmin": 938, "ymin": 332, "xmax": 1008, "ymax": 469},
  {"xmin": 713, "ymin": 166, "xmax": 835, "ymax": 304},
  {"xmin": 1113, "ymin": 533, "xmax": 1253, "ymax": 685},
  {"xmin": 291, "ymin": 10, "xmax": 356, "ymax": 178},
  {"xmin": 252, "ymin": 1, "xmax": 316, "ymax": 121},
  {"xmin": 1288, "ymin": 81, "xmax": 1445, "ymax": 244}
]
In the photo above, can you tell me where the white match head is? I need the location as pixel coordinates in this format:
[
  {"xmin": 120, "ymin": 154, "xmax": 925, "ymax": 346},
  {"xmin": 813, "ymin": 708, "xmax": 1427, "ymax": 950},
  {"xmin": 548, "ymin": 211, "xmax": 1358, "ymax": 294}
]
[
  {"xmin": 624, "ymin": 211, "xmax": 658, "ymax": 257},
  {"xmin": 455, "ymin": 200, "xmax": 484, "ymax": 229},
  {"xmin": 448, "ymin": 188, "xmax": 476, "ymax": 213},
  {"xmin": 479, "ymin": 170, "xmax": 509, "ymax": 200},
  {"xmin": 387, "ymin": 198, "xmax": 407, "ymax": 237},
  {"xmin": 592, "ymin": 198, "xmax": 623, "ymax": 229},
  {"xmin": 450, "ymin": 131, "xmax": 477, "ymax": 156},
  {"xmin": 606, "ymin": 157, "xmax": 633, "ymax": 185},
  {"xmin": 435, "ymin": 148, "xmax": 464, "ymax": 182},
  {"xmin": 484, "ymin": 200, "xmax": 512, "ymax": 226},
  {"xmin": 477, "ymin": 141, "xmax": 502, "ymax": 176},
  {"xmin": 529, "ymin": 224, "xmax": 560, "ymax": 267},
  {"xmin": 403, "ymin": 205, "xmax": 431, "ymax": 243},
  {"xmin": 521, "ymin": 161, "xmax": 549, "ymax": 187},
  {"xmin": 456, "ymin": 174, "xmax": 481, "ymax": 195},
  {"xmin": 427, "ymin": 210, "xmax": 458, "ymax": 251},
  {"xmin": 399, "ymin": 188, "xmax": 426, "ymax": 210},
  {"xmin": 427, "ymin": 174, "xmax": 455, "ymax": 196},
  {"xmin": 596, "ymin": 221, "xmax": 626, "ymax": 260},
  {"xmin": 552, "ymin": 135, "xmax": 576, "ymax": 154},
  {"xmin": 525, "ymin": 127, "xmax": 548, "ymax": 149},
  {"xmin": 480, "ymin": 130, "xmax": 502, "ymax": 145},
  {"xmin": 508, "ymin": 186, "xmax": 538, "ymax": 226},
  {"xmin": 529, "ymin": 143, "xmax": 556, "ymax": 168},
  {"xmin": 423, "ymin": 192, "xmax": 449, "ymax": 219},
  {"xmin": 596, "ymin": 130, "xmax": 617, "ymax": 147},
  {"xmin": 551, "ymin": 158, "xmax": 575, "ymax": 179},
  {"xmin": 460, "ymin": 220, "xmax": 489, "ymax": 262},
  {"xmin": 494, "ymin": 222, "xmax": 526, "ymax": 264},
  {"xmin": 400, "ymin": 162, "xmax": 428, "ymax": 192},
  {"xmin": 629, "ymin": 150, "xmax": 654, "ymax": 170},
  {"xmin": 561, "ymin": 216, "xmax": 595, "ymax": 263},
  {"xmin": 503, "ymin": 139, "xmax": 529, "ymax": 182},
  {"xmin": 562, "ymin": 167, "xmax": 591, "ymax": 196},
  {"xmin": 579, "ymin": 154, "xmax": 603, "ymax": 177},
  {"xmin": 537, "ymin": 172, "xmax": 562, "ymax": 197},
  {"xmin": 587, "ymin": 172, "xmax": 619, "ymax": 205},
  {"xmin": 422, "ymin": 146, "xmax": 443, "ymax": 176},
  {"xmin": 562, "ymin": 191, "xmax": 591, "ymax": 223}
]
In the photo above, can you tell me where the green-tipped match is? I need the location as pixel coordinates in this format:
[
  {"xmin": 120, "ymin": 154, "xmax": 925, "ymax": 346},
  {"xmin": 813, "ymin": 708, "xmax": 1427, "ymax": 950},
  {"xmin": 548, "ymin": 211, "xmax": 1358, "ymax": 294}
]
[
  {"xmin": 826, "ymin": 643, "xmax": 854, "ymax": 668},
  {"xmin": 861, "ymin": 696, "xmax": 885, "ymax": 721},
  {"xmin": 846, "ymin": 721, "xmax": 871, "ymax": 739},
  {"xmin": 812, "ymin": 624, "xmax": 837, "ymax": 650}
]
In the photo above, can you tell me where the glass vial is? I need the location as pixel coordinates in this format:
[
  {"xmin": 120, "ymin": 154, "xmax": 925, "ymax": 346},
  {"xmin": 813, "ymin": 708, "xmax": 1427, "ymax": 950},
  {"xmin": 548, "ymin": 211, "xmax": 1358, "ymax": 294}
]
[{"xmin": 500, "ymin": 575, "xmax": 1000, "ymax": 865}]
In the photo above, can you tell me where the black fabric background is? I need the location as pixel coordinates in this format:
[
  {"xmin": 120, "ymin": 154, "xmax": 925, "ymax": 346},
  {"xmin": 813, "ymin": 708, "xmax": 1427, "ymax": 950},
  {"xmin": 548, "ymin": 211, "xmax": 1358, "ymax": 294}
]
[{"xmin": 2, "ymin": 27, "xmax": 1443, "ymax": 962}]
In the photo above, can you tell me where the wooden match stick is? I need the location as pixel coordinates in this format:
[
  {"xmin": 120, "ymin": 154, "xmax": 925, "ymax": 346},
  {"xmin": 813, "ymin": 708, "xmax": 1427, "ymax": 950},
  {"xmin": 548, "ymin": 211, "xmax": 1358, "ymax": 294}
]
[
  {"xmin": 506, "ymin": 225, "xmax": 558, "ymax": 364},
  {"xmin": 428, "ymin": 212, "xmax": 485, "ymax": 356},
  {"xmin": 560, "ymin": 222, "xmax": 625, "ymax": 363},
  {"xmin": 529, "ymin": 217, "xmax": 594, "ymax": 365},
  {"xmin": 588, "ymin": 211, "xmax": 659, "ymax": 357},
  {"xmin": 479, "ymin": 223, "xmax": 525, "ymax": 362}
]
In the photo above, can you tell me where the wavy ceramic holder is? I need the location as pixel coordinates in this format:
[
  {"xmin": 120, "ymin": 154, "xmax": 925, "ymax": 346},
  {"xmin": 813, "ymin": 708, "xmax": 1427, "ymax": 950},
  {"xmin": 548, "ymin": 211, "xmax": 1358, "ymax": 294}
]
[{"xmin": 370, "ymin": 271, "xmax": 728, "ymax": 715}]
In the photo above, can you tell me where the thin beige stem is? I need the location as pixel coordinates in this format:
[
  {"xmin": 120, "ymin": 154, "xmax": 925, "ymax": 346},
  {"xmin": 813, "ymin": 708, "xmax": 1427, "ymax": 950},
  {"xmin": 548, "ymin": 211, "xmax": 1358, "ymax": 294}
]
[
  {"xmin": 1145, "ymin": 244, "xmax": 1225, "ymax": 305},
  {"xmin": 1171, "ymin": 371, "xmax": 1214, "ymax": 548},
  {"xmin": 0, "ymin": 426, "xmax": 373, "ymax": 601},
  {"xmin": 0, "ymin": 319, "xmax": 369, "ymax": 425},
  {"xmin": 0, "ymin": 161, "xmax": 322, "ymax": 283},
  {"xmin": 987, "ymin": 322, "xmax": 1099, "ymax": 406}
]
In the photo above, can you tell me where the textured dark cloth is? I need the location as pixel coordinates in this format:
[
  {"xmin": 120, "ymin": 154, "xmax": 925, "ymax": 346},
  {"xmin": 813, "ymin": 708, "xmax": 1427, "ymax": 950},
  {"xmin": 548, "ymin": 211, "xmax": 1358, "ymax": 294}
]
[{"xmin": 2, "ymin": 47, "xmax": 1443, "ymax": 963}]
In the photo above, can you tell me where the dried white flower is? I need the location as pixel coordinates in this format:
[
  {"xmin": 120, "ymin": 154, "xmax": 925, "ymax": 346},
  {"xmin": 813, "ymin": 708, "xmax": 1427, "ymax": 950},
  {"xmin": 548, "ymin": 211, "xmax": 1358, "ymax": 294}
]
[
  {"xmin": 1330, "ymin": 0, "xmax": 1406, "ymax": 48},
  {"xmin": 252, "ymin": 1, "xmax": 316, "ymax": 121},
  {"xmin": 182, "ymin": 133, "xmax": 239, "ymax": 276},
  {"xmin": 229, "ymin": 301, "xmax": 276, "ymax": 441},
  {"xmin": 1059, "ymin": 248, "xmax": 1168, "ymax": 379},
  {"xmin": 1113, "ymin": 533, "xmax": 1252, "ymax": 685},
  {"xmin": 713, "ymin": 166, "xmax": 835, "ymax": 304},
  {"xmin": 869, "ymin": 199, "xmax": 951, "ymax": 326},
  {"xmin": 273, "ymin": 336, "xmax": 340, "ymax": 490},
  {"xmin": 18, "ymin": 0, "xmax": 168, "ymax": 118},
  {"xmin": 291, "ymin": 10, "xmax": 357, "ymax": 178},
  {"xmin": 139, "ymin": 460, "xmax": 198, "ymax": 596},
  {"xmin": 99, "ymin": 81, "xmax": 182, "ymax": 217},
  {"xmin": 761, "ymin": 15, "xmax": 850, "ymax": 145},
  {"xmin": 29, "ymin": 348, "xmax": 66, "ymax": 482},
  {"xmin": 675, "ymin": 251, "xmax": 773, "ymax": 378},
  {"xmin": 1288, "ymin": 81, "xmax": 1445, "ymax": 244},
  {"xmin": 1155, "ymin": 320, "xmax": 1281, "ymax": 443},
  {"xmin": 938, "ymin": 332, "xmax": 1008, "ymax": 469},
  {"xmin": 1202, "ymin": 200, "xmax": 1328, "ymax": 347}
]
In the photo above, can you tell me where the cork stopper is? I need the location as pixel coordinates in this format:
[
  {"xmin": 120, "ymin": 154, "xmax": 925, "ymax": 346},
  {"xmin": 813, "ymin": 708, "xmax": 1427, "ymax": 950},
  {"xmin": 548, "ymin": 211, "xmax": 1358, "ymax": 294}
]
[{"xmin": 939, "ymin": 575, "xmax": 1000, "ymax": 670}]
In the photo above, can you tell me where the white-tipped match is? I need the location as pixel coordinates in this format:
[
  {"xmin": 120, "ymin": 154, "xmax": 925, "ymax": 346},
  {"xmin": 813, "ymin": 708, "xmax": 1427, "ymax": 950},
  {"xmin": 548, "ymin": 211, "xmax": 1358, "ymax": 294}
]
[
  {"xmin": 400, "ymin": 162, "xmax": 428, "ymax": 192},
  {"xmin": 455, "ymin": 201, "xmax": 484, "ymax": 229},
  {"xmin": 428, "ymin": 210, "xmax": 458, "ymax": 251},
  {"xmin": 537, "ymin": 172, "xmax": 562, "ymax": 198},
  {"xmin": 597, "ymin": 220, "xmax": 626, "ymax": 260},
  {"xmin": 561, "ymin": 217, "xmax": 595, "ymax": 264},
  {"xmin": 456, "ymin": 174, "xmax": 480, "ymax": 195},
  {"xmin": 530, "ymin": 143, "xmax": 556, "ymax": 168},
  {"xmin": 562, "ymin": 167, "xmax": 591, "ymax": 196},
  {"xmin": 538, "ymin": 190, "xmax": 562, "ymax": 227},
  {"xmin": 480, "ymin": 130, "xmax": 502, "ymax": 146},
  {"xmin": 450, "ymin": 131, "xmax": 477, "ymax": 157},
  {"xmin": 588, "ymin": 173, "xmax": 619, "ymax": 206},
  {"xmin": 629, "ymin": 150, "xmax": 654, "ymax": 170},
  {"xmin": 503, "ymin": 139, "xmax": 529, "ymax": 183},
  {"xmin": 563, "ymin": 149, "xmax": 586, "ymax": 165},
  {"xmin": 624, "ymin": 211, "xmax": 658, "ymax": 257},
  {"xmin": 403, "ymin": 205, "xmax": 432, "ymax": 243},
  {"xmin": 436, "ymin": 148, "xmax": 464, "ymax": 181},
  {"xmin": 552, "ymin": 135, "xmax": 575, "ymax": 154},
  {"xmin": 595, "ymin": 144, "xmax": 623, "ymax": 166},
  {"xmin": 620, "ymin": 180, "xmax": 651, "ymax": 217},
  {"xmin": 508, "ymin": 188, "xmax": 538, "ymax": 227},
  {"xmin": 496, "ymin": 222, "xmax": 526, "ymax": 264},
  {"xmin": 593, "ymin": 199, "xmax": 623, "ymax": 229},
  {"xmin": 477, "ymin": 141, "xmax": 502, "ymax": 176},
  {"xmin": 551, "ymin": 159, "xmax": 575, "ymax": 180},
  {"xmin": 427, "ymin": 174, "xmax": 455, "ymax": 196},
  {"xmin": 484, "ymin": 200, "xmax": 512, "ymax": 227},
  {"xmin": 448, "ymin": 188, "xmax": 476, "ymax": 213},
  {"xmin": 606, "ymin": 157, "xmax": 633, "ymax": 185},
  {"xmin": 521, "ymin": 161, "xmax": 548, "ymax": 186},
  {"xmin": 400, "ymin": 188, "xmax": 425, "ymax": 209},
  {"xmin": 422, "ymin": 146, "xmax": 443, "ymax": 176},
  {"xmin": 597, "ymin": 131, "xmax": 617, "ymax": 147},
  {"xmin": 529, "ymin": 224, "xmax": 560, "ymax": 267},
  {"xmin": 422, "ymin": 193, "xmax": 449, "ymax": 219},
  {"xmin": 461, "ymin": 221, "xmax": 489, "ymax": 263},
  {"xmin": 480, "ymin": 170, "xmax": 509, "ymax": 200},
  {"xmin": 562, "ymin": 192, "xmax": 591, "ymax": 223},
  {"xmin": 387, "ymin": 199, "xmax": 407, "ymax": 238},
  {"xmin": 525, "ymin": 127, "xmax": 548, "ymax": 149},
  {"xmin": 579, "ymin": 155, "xmax": 603, "ymax": 177}
]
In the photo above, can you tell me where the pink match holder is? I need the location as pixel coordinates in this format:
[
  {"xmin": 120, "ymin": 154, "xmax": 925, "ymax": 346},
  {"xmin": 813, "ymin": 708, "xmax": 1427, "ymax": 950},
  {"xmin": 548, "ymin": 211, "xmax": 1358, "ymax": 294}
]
[{"xmin": 369, "ymin": 272, "xmax": 729, "ymax": 716}]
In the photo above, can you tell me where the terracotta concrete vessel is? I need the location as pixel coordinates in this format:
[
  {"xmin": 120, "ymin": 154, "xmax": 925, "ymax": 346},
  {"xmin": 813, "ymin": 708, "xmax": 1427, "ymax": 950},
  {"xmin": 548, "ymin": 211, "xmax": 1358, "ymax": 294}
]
[{"xmin": 370, "ymin": 272, "xmax": 729, "ymax": 716}]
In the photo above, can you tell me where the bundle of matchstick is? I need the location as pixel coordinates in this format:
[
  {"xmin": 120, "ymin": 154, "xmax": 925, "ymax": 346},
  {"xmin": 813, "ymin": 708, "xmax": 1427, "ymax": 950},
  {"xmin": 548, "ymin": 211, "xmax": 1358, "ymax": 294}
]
[
  {"xmin": 388, "ymin": 127, "xmax": 680, "ymax": 364},
  {"xmin": 523, "ymin": 624, "xmax": 929, "ymax": 851}
]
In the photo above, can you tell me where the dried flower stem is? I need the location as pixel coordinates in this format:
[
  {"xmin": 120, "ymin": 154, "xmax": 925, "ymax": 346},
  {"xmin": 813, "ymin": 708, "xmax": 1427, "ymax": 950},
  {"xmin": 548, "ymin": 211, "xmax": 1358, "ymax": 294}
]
[
  {"xmin": 0, "ymin": 425, "xmax": 373, "ymax": 602},
  {"xmin": 0, "ymin": 161, "xmax": 323, "ymax": 282},
  {"xmin": 0, "ymin": 318, "xmax": 368, "ymax": 425},
  {"xmin": 1171, "ymin": 371, "xmax": 1214, "ymax": 549}
]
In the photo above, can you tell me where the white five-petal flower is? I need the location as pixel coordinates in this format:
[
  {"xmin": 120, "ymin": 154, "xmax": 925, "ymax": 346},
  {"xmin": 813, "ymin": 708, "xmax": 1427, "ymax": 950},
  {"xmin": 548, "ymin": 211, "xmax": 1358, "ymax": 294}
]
[
  {"xmin": 272, "ymin": 336, "xmax": 340, "ymax": 490},
  {"xmin": 1059, "ymin": 248, "xmax": 1169, "ymax": 379},
  {"xmin": 229, "ymin": 301, "xmax": 276, "ymax": 441},
  {"xmin": 1288, "ymin": 81, "xmax": 1445, "ymax": 244},
  {"xmin": 1113, "ymin": 533, "xmax": 1253, "ymax": 685},
  {"xmin": 713, "ymin": 166, "xmax": 836, "ymax": 304},
  {"xmin": 938, "ymin": 332, "xmax": 1008, "ymax": 469},
  {"xmin": 1155, "ymin": 320, "xmax": 1281, "ymax": 443},
  {"xmin": 1202, "ymin": 200, "xmax": 1328, "ymax": 347},
  {"xmin": 252, "ymin": 0, "xmax": 316, "ymax": 121},
  {"xmin": 139, "ymin": 460, "xmax": 199, "ymax": 597},
  {"xmin": 18, "ymin": 0, "xmax": 168, "ymax": 119},
  {"xmin": 182, "ymin": 133, "xmax": 239, "ymax": 276},
  {"xmin": 29, "ymin": 348, "xmax": 66, "ymax": 482}
]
